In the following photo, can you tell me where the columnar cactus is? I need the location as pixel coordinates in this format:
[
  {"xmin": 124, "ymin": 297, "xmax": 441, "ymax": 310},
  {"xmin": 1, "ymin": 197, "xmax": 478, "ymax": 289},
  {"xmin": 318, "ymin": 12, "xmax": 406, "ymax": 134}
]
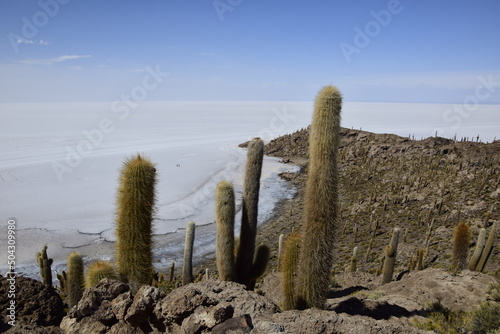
[
  {"xmin": 182, "ymin": 221, "xmax": 196, "ymax": 285},
  {"xmin": 67, "ymin": 252, "xmax": 84, "ymax": 308},
  {"xmin": 381, "ymin": 228, "xmax": 401, "ymax": 284},
  {"xmin": 476, "ymin": 222, "xmax": 497, "ymax": 272},
  {"xmin": 215, "ymin": 181, "xmax": 237, "ymax": 281},
  {"xmin": 248, "ymin": 244, "xmax": 270, "ymax": 290},
  {"xmin": 236, "ymin": 138, "xmax": 264, "ymax": 287},
  {"xmin": 452, "ymin": 222, "xmax": 471, "ymax": 271},
  {"xmin": 349, "ymin": 246, "xmax": 358, "ymax": 273},
  {"xmin": 281, "ymin": 233, "xmax": 301, "ymax": 311},
  {"xmin": 115, "ymin": 154, "xmax": 156, "ymax": 286},
  {"xmin": 36, "ymin": 244, "xmax": 53, "ymax": 287},
  {"xmin": 296, "ymin": 85, "xmax": 342, "ymax": 309},
  {"xmin": 468, "ymin": 228, "xmax": 486, "ymax": 271},
  {"xmin": 85, "ymin": 261, "xmax": 117, "ymax": 289}
]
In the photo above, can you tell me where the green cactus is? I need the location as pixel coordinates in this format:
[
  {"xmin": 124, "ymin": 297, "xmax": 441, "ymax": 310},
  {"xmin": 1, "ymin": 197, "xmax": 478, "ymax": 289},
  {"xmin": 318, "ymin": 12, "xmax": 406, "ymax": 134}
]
[
  {"xmin": 57, "ymin": 270, "xmax": 67, "ymax": 292},
  {"xmin": 348, "ymin": 246, "xmax": 358, "ymax": 273},
  {"xmin": 247, "ymin": 244, "xmax": 270, "ymax": 290},
  {"xmin": 115, "ymin": 154, "xmax": 156, "ymax": 286},
  {"xmin": 182, "ymin": 221, "xmax": 196, "ymax": 285},
  {"xmin": 468, "ymin": 228, "xmax": 486, "ymax": 271},
  {"xmin": 296, "ymin": 85, "xmax": 342, "ymax": 309},
  {"xmin": 278, "ymin": 233, "xmax": 285, "ymax": 268},
  {"xmin": 169, "ymin": 262, "xmax": 175, "ymax": 282},
  {"xmin": 36, "ymin": 244, "xmax": 53, "ymax": 287},
  {"xmin": 476, "ymin": 222, "xmax": 497, "ymax": 272},
  {"xmin": 67, "ymin": 252, "xmax": 84, "ymax": 308},
  {"xmin": 381, "ymin": 228, "xmax": 401, "ymax": 284},
  {"xmin": 85, "ymin": 261, "xmax": 117, "ymax": 289},
  {"xmin": 236, "ymin": 138, "xmax": 264, "ymax": 288},
  {"xmin": 452, "ymin": 222, "xmax": 471, "ymax": 271},
  {"xmin": 281, "ymin": 233, "xmax": 301, "ymax": 311},
  {"xmin": 215, "ymin": 181, "xmax": 237, "ymax": 281},
  {"xmin": 416, "ymin": 248, "xmax": 425, "ymax": 270}
]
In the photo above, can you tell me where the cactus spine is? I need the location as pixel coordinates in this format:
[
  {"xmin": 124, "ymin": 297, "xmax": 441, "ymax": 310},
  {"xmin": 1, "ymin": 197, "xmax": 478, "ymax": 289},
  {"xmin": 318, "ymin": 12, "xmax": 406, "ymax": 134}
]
[
  {"xmin": 36, "ymin": 244, "xmax": 53, "ymax": 287},
  {"xmin": 115, "ymin": 154, "xmax": 156, "ymax": 286},
  {"xmin": 296, "ymin": 86, "xmax": 342, "ymax": 309},
  {"xmin": 381, "ymin": 228, "xmax": 401, "ymax": 284},
  {"xmin": 468, "ymin": 228, "xmax": 486, "ymax": 271},
  {"xmin": 235, "ymin": 138, "xmax": 264, "ymax": 287},
  {"xmin": 281, "ymin": 233, "xmax": 301, "ymax": 311},
  {"xmin": 215, "ymin": 181, "xmax": 236, "ymax": 281},
  {"xmin": 452, "ymin": 222, "xmax": 471, "ymax": 271},
  {"xmin": 85, "ymin": 261, "xmax": 117, "ymax": 289},
  {"xmin": 476, "ymin": 222, "xmax": 497, "ymax": 272},
  {"xmin": 67, "ymin": 252, "xmax": 84, "ymax": 308},
  {"xmin": 182, "ymin": 221, "xmax": 196, "ymax": 285}
]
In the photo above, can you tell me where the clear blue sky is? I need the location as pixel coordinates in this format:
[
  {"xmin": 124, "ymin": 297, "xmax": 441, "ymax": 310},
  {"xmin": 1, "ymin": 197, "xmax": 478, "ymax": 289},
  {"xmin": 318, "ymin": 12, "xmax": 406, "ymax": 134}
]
[{"xmin": 1, "ymin": 0, "xmax": 499, "ymax": 103}]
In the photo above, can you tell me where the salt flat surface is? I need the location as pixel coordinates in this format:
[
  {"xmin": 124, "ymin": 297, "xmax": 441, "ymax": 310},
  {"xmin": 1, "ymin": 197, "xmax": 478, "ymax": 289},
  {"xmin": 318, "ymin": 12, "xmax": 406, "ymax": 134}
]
[{"xmin": 0, "ymin": 101, "xmax": 498, "ymax": 280}]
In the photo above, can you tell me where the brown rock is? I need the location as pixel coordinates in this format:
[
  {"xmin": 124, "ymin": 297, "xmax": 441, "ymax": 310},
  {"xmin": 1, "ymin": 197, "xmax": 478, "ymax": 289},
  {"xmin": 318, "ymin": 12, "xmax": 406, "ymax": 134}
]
[
  {"xmin": 212, "ymin": 314, "xmax": 253, "ymax": 334},
  {"xmin": 125, "ymin": 285, "xmax": 163, "ymax": 327},
  {"xmin": 111, "ymin": 291, "xmax": 133, "ymax": 320},
  {"xmin": 60, "ymin": 316, "xmax": 107, "ymax": 334}
]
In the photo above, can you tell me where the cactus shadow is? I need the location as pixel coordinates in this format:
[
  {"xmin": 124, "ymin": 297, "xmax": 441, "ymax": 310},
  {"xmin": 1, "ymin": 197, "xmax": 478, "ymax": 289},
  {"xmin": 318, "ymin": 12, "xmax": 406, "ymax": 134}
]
[
  {"xmin": 327, "ymin": 285, "xmax": 368, "ymax": 299},
  {"xmin": 331, "ymin": 297, "xmax": 425, "ymax": 320}
]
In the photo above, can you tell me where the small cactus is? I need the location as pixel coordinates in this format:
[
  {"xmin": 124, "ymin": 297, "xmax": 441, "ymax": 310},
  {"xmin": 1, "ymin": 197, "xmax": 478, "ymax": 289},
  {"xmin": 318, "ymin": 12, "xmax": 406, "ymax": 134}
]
[
  {"xmin": 36, "ymin": 245, "xmax": 53, "ymax": 287},
  {"xmin": 452, "ymin": 222, "xmax": 471, "ymax": 271},
  {"xmin": 85, "ymin": 261, "xmax": 117, "ymax": 288},
  {"xmin": 281, "ymin": 233, "xmax": 301, "ymax": 311},
  {"xmin": 349, "ymin": 246, "xmax": 358, "ymax": 273},
  {"xmin": 381, "ymin": 228, "xmax": 401, "ymax": 284},
  {"xmin": 182, "ymin": 221, "xmax": 196, "ymax": 285},
  {"xmin": 248, "ymin": 244, "xmax": 270, "ymax": 290},
  {"xmin": 67, "ymin": 252, "xmax": 84, "ymax": 308},
  {"xmin": 57, "ymin": 270, "xmax": 67, "ymax": 293},
  {"xmin": 215, "ymin": 181, "xmax": 237, "ymax": 281}
]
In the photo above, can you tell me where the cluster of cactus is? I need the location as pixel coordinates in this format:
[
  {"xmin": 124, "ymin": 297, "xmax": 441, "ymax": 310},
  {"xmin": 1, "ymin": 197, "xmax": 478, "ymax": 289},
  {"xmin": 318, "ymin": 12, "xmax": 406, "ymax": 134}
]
[
  {"xmin": 115, "ymin": 154, "xmax": 157, "ymax": 286},
  {"xmin": 36, "ymin": 244, "xmax": 53, "ymax": 287},
  {"xmin": 469, "ymin": 222, "xmax": 497, "ymax": 272},
  {"xmin": 214, "ymin": 138, "xmax": 270, "ymax": 289}
]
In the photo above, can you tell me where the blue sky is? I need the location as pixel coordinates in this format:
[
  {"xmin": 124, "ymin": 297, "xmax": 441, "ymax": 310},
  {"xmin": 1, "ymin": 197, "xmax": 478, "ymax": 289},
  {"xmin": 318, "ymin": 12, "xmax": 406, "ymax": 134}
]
[{"xmin": 0, "ymin": 0, "xmax": 499, "ymax": 103}]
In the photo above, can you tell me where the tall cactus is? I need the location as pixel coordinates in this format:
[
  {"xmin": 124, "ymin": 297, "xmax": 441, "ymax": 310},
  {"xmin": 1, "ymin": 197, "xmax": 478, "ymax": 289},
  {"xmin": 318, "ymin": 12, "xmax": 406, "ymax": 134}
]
[
  {"xmin": 476, "ymin": 222, "xmax": 497, "ymax": 272},
  {"xmin": 115, "ymin": 154, "xmax": 156, "ymax": 286},
  {"xmin": 281, "ymin": 233, "xmax": 301, "ymax": 311},
  {"xmin": 296, "ymin": 85, "xmax": 342, "ymax": 309},
  {"xmin": 215, "ymin": 181, "xmax": 237, "ymax": 281},
  {"xmin": 235, "ymin": 138, "xmax": 264, "ymax": 287},
  {"xmin": 381, "ymin": 228, "xmax": 401, "ymax": 284},
  {"xmin": 36, "ymin": 244, "xmax": 53, "ymax": 287},
  {"xmin": 452, "ymin": 222, "xmax": 471, "ymax": 271},
  {"xmin": 182, "ymin": 221, "xmax": 196, "ymax": 285},
  {"xmin": 67, "ymin": 252, "xmax": 84, "ymax": 308},
  {"xmin": 468, "ymin": 228, "xmax": 486, "ymax": 271},
  {"xmin": 85, "ymin": 261, "xmax": 117, "ymax": 289}
]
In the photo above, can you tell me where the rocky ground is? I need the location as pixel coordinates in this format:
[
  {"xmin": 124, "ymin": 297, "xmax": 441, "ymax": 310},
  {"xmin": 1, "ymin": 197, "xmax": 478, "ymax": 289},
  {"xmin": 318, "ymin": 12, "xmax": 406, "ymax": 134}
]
[{"xmin": 1, "ymin": 127, "xmax": 499, "ymax": 333}]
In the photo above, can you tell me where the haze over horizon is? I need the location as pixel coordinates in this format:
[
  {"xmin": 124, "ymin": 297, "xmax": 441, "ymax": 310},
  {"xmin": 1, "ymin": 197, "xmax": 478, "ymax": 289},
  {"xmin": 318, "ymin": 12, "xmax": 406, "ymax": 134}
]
[{"xmin": 1, "ymin": 0, "xmax": 499, "ymax": 104}]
